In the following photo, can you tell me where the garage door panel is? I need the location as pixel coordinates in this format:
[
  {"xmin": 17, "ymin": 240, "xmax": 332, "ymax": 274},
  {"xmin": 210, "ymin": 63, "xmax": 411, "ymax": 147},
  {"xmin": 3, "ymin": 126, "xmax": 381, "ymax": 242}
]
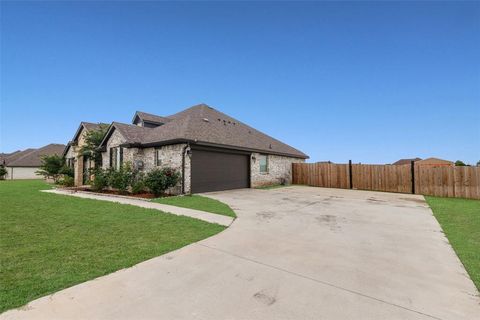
[{"xmin": 191, "ymin": 149, "xmax": 249, "ymax": 193}]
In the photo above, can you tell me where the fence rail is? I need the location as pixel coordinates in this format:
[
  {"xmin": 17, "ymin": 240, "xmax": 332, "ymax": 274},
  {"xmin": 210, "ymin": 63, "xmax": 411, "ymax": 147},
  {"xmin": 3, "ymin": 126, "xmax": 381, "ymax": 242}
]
[{"xmin": 292, "ymin": 162, "xmax": 480, "ymax": 200}]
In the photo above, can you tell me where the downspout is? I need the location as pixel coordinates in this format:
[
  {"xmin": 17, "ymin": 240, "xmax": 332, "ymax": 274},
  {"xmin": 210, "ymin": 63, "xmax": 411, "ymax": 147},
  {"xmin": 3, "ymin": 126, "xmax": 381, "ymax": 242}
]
[{"xmin": 181, "ymin": 143, "xmax": 190, "ymax": 194}]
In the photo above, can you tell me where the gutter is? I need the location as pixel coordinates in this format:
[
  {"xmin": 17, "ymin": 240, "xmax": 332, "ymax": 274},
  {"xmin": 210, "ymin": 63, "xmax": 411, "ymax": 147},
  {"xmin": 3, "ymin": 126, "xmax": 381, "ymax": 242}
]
[{"xmin": 181, "ymin": 143, "xmax": 190, "ymax": 194}]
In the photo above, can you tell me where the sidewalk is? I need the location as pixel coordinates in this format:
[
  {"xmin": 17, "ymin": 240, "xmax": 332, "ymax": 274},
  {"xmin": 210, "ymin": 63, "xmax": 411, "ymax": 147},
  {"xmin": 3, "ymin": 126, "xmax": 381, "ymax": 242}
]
[{"xmin": 42, "ymin": 189, "xmax": 234, "ymax": 227}]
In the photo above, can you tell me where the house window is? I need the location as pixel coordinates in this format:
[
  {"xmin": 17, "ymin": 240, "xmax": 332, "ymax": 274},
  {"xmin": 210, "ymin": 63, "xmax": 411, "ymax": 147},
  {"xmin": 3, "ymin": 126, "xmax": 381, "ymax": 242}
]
[
  {"xmin": 259, "ymin": 154, "xmax": 268, "ymax": 173},
  {"xmin": 67, "ymin": 158, "xmax": 74, "ymax": 168},
  {"xmin": 155, "ymin": 149, "xmax": 162, "ymax": 166},
  {"xmin": 110, "ymin": 147, "xmax": 123, "ymax": 169}
]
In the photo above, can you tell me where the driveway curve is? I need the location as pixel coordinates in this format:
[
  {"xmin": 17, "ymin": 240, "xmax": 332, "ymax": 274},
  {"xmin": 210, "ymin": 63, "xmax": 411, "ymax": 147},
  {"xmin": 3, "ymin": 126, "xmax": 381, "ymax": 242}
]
[{"xmin": 2, "ymin": 186, "xmax": 479, "ymax": 320}]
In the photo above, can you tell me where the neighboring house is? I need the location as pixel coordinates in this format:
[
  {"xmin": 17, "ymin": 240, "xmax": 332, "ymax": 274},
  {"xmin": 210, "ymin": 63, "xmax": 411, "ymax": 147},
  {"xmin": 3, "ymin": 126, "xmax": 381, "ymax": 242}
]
[
  {"xmin": 4, "ymin": 144, "xmax": 65, "ymax": 179},
  {"xmin": 93, "ymin": 104, "xmax": 308, "ymax": 193},
  {"xmin": 63, "ymin": 122, "xmax": 108, "ymax": 186},
  {"xmin": 392, "ymin": 158, "xmax": 422, "ymax": 166},
  {"xmin": 415, "ymin": 157, "xmax": 454, "ymax": 167}
]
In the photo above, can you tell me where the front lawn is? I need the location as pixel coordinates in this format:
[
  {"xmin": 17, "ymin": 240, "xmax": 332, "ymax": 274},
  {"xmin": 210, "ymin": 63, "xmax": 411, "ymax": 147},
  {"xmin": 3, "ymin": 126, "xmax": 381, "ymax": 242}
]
[
  {"xmin": 426, "ymin": 196, "xmax": 480, "ymax": 292},
  {"xmin": 152, "ymin": 195, "xmax": 236, "ymax": 218},
  {"xmin": 0, "ymin": 180, "xmax": 225, "ymax": 313}
]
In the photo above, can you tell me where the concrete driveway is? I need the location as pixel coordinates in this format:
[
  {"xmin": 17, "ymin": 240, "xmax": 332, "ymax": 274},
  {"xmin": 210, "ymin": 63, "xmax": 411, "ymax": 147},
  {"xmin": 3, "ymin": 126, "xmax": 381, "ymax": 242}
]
[{"xmin": 2, "ymin": 186, "xmax": 479, "ymax": 320}]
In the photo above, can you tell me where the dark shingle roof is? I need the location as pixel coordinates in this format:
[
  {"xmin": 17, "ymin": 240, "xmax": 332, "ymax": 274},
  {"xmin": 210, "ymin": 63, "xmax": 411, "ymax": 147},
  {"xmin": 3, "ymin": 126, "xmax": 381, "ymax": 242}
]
[
  {"xmin": 133, "ymin": 111, "xmax": 171, "ymax": 125},
  {"xmin": 392, "ymin": 158, "xmax": 422, "ymax": 165},
  {"xmin": 128, "ymin": 104, "xmax": 307, "ymax": 158},
  {"xmin": 2, "ymin": 149, "xmax": 36, "ymax": 166},
  {"xmin": 112, "ymin": 122, "xmax": 153, "ymax": 143},
  {"xmin": 8, "ymin": 144, "xmax": 66, "ymax": 167},
  {"xmin": 0, "ymin": 151, "xmax": 21, "ymax": 165}
]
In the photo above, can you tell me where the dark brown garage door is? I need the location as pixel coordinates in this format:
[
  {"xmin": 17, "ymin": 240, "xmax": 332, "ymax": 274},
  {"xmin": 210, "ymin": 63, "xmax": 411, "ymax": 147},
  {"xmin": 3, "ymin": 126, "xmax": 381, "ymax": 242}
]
[{"xmin": 191, "ymin": 148, "xmax": 250, "ymax": 193}]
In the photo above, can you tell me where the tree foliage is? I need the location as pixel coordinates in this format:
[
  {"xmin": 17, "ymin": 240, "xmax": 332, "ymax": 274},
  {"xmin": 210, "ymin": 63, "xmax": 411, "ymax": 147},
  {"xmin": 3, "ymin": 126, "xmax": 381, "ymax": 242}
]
[
  {"xmin": 0, "ymin": 166, "xmax": 7, "ymax": 180},
  {"xmin": 36, "ymin": 155, "xmax": 65, "ymax": 182},
  {"xmin": 79, "ymin": 124, "xmax": 109, "ymax": 166},
  {"xmin": 455, "ymin": 160, "xmax": 467, "ymax": 166}
]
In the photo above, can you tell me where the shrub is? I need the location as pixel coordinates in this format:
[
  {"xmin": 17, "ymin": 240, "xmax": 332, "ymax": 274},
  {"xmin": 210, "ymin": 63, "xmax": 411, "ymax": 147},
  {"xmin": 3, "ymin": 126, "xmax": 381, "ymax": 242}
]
[
  {"xmin": 144, "ymin": 167, "xmax": 180, "ymax": 197},
  {"xmin": 107, "ymin": 163, "xmax": 134, "ymax": 194},
  {"xmin": 91, "ymin": 168, "xmax": 109, "ymax": 192},
  {"xmin": 36, "ymin": 155, "xmax": 65, "ymax": 182},
  {"xmin": 59, "ymin": 165, "xmax": 74, "ymax": 178},
  {"xmin": 131, "ymin": 180, "xmax": 146, "ymax": 194},
  {"xmin": 0, "ymin": 166, "xmax": 7, "ymax": 180},
  {"xmin": 455, "ymin": 160, "xmax": 467, "ymax": 166},
  {"xmin": 59, "ymin": 176, "xmax": 74, "ymax": 187},
  {"xmin": 131, "ymin": 171, "xmax": 145, "ymax": 194}
]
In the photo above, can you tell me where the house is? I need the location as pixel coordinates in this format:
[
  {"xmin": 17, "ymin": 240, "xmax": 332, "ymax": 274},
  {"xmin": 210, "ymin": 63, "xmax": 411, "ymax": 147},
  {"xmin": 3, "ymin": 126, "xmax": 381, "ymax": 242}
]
[
  {"xmin": 3, "ymin": 144, "xmax": 65, "ymax": 179},
  {"xmin": 415, "ymin": 157, "xmax": 454, "ymax": 167},
  {"xmin": 90, "ymin": 104, "xmax": 308, "ymax": 193},
  {"xmin": 392, "ymin": 158, "xmax": 422, "ymax": 166},
  {"xmin": 63, "ymin": 122, "xmax": 108, "ymax": 186}
]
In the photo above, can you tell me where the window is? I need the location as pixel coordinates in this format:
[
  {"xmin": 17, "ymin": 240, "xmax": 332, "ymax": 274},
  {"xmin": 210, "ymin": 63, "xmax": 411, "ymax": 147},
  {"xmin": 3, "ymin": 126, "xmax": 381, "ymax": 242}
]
[
  {"xmin": 109, "ymin": 147, "xmax": 122, "ymax": 169},
  {"xmin": 67, "ymin": 158, "xmax": 75, "ymax": 168},
  {"xmin": 155, "ymin": 149, "xmax": 162, "ymax": 166},
  {"xmin": 259, "ymin": 154, "xmax": 268, "ymax": 173}
]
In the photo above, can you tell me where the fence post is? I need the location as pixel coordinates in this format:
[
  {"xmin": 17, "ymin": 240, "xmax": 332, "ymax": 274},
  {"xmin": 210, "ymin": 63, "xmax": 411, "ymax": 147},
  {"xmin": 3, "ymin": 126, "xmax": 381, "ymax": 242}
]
[
  {"xmin": 411, "ymin": 160, "xmax": 415, "ymax": 194},
  {"xmin": 349, "ymin": 160, "xmax": 353, "ymax": 189}
]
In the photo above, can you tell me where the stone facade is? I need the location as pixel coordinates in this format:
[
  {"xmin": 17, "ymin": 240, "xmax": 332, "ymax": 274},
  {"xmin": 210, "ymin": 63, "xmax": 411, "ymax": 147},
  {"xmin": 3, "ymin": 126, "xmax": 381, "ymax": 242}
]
[
  {"xmin": 250, "ymin": 152, "xmax": 305, "ymax": 188},
  {"xmin": 101, "ymin": 129, "xmax": 302, "ymax": 193},
  {"xmin": 102, "ymin": 131, "xmax": 190, "ymax": 194},
  {"xmin": 67, "ymin": 128, "xmax": 96, "ymax": 186}
]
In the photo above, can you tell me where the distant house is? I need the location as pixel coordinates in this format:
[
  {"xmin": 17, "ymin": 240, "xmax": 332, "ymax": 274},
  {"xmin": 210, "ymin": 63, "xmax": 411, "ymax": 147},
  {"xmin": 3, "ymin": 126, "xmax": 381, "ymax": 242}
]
[
  {"xmin": 392, "ymin": 158, "xmax": 422, "ymax": 166},
  {"xmin": 415, "ymin": 157, "xmax": 454, "ymax": 167},
  {"xmin": 3, "ymin": 144, "xmax": 66, "ymax": 179}
]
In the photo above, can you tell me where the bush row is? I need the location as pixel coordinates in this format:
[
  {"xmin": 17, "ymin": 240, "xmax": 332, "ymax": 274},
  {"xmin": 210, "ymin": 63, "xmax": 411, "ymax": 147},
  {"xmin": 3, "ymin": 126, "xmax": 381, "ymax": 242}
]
[{"xmin": 91, "ymin": 162, "xmax": 180, "ymax": 197}]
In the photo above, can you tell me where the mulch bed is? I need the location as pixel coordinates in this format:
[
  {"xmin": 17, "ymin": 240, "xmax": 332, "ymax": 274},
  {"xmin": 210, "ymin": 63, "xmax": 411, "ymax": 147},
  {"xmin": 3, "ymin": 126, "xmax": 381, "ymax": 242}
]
[{"xmin": 66, "ymin": 187, "xmax": 158, "ymax": 199}]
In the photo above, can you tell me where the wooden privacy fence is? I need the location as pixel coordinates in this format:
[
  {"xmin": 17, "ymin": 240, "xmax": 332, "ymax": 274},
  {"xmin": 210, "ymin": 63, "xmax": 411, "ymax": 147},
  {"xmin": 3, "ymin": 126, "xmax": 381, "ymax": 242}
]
[{"xmin": 292, "ymin": 162, "xmax": 480, "ymax": 200}]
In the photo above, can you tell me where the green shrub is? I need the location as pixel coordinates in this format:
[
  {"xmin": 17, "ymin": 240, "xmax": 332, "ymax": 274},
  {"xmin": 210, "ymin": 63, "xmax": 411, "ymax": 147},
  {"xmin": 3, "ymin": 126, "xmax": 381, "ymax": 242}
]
[
  {"xmin": 0, "ymin": 166, "xmax": 7, "ymax": 180},
  {"xmin": 59, "ymin": 176, "xmax": 74, "ymax": 187},
  {"xmin": 107, "ymin": 163, "xmax": 134, "ymax": 194},
  {"xmin": 144, "ymin": 167, "xmax": 180, "ymax": 197},
  {"xmin": 131, "ymin": 180, "xmax": 146, "ymax": 194},
  {"xmin": 91, "ymin": 168, "xmax": 109, "ymax": 192},
  {"xmin": 59, "ymin": 165, "xmax": 74, "ymax": 178}
]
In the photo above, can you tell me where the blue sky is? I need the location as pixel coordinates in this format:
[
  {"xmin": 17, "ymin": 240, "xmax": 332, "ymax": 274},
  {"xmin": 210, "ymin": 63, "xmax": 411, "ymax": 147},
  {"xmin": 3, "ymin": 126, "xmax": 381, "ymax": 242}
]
[{"xmin": 1, "ymin": 1, "xmax": 479, "ymax": 164}]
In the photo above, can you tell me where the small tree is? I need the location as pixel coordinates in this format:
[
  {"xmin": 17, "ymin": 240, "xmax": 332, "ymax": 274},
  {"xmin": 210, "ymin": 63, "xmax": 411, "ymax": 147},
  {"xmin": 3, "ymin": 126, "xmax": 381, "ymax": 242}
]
[
  {"xmin": 476, "ymin": 160, "xmax": 480, "ymax": 167},
  {"xmin": 79, "ymin": 124, "xmax": 109, "ymax": 166},
  {"xmin": 455, "ymin": 160, "xmax": 467, "ymax": 166},
  {"xmin": 0, "ymin": 166, "xmax": 7, "ymax": 180},
  {"xmin": 36, "ymin": 155, "xmax": 65, "ymax": 182},
  {"xmin": 144, "ymin": 167, "xmax": 180, "ymax": 197}
]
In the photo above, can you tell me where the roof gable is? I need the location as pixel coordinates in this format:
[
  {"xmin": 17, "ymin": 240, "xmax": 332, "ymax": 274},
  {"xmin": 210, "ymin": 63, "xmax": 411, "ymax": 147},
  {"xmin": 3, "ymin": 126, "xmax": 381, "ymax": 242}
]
[
  {"xmin": 7, "ymin": 144, "xmax": 65, "ymax": 167},
  {"xmin": 142, "ymin": 104, "xmax": 308, "ymax": 158}
]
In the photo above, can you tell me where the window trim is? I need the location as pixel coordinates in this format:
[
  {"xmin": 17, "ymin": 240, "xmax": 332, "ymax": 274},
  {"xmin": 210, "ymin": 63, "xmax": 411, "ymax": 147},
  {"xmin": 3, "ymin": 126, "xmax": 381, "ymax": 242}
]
[
  {"xmin": 155, "ymin": 148, "xmax": 162, "ymax": 166},
  {"xmin": 259, "ymin": 154, "xmax": 269, "ymax": 174}
]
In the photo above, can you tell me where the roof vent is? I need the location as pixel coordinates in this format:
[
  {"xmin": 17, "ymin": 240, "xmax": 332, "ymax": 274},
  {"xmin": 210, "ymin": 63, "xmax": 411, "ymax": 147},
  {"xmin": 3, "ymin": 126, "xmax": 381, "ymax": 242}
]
[{"xmin": 203, "ymin": 118, "xmax": 209, "ymax": 122}]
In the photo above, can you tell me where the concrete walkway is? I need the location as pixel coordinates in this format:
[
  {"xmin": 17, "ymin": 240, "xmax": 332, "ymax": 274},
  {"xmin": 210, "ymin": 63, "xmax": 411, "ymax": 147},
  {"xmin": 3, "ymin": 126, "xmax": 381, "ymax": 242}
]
[
  {"xmin": 3, "ymin": 187, "xmax": 479, "ymax": 319},
  {"xmin": 41, "ymin": 189, "xmax": 234, "ymax": 227}
]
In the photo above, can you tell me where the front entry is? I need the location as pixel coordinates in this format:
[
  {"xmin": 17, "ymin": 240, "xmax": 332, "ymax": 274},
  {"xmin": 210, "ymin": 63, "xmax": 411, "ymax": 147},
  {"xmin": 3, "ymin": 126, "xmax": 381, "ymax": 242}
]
[{"xmin": 191, "ymin": 148, "xmax": 250, "ymax": 193}]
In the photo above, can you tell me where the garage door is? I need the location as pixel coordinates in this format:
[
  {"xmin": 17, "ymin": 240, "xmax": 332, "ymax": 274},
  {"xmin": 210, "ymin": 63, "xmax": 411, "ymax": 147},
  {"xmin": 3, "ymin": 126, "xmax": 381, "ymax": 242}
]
[{"xmin": 191, "ymin": 148, "xmax": 250, "ymax": 193}]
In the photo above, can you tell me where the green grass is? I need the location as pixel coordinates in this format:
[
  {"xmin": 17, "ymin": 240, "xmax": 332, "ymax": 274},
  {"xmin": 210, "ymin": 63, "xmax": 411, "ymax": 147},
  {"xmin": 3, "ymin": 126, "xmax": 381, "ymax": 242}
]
[
  {"xmin": 0, "ymin": 180, "xmax": 225, "ymax": 313},
  {"xmin": 426, "ymin": 196, "xmax": 480, "ymax": 292},
  {"xmin": 152, "ymin": 195, "xmax": 236, "ymax": 218}
]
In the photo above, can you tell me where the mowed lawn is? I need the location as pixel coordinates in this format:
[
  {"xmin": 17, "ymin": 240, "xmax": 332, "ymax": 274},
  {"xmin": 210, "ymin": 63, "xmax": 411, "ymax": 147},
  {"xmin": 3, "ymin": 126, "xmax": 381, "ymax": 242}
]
[
  {"xmin": 0, "ymin": 180, "xmax": 225, "ymax": 313},
  {"xmin": 153, "ymin": 195, "xmax": 236, "ymax": 218},
  {"xmin": 426, "ymin": 196, "xmax": 480, "ymax": 291}
]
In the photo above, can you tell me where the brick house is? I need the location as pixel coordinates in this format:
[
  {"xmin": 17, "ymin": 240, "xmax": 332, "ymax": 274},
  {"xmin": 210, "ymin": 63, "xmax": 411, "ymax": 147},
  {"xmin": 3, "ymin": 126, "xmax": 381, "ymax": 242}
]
[{"xmin": 83, "ymin": 104, "xmax": 308, "ymax": 194}]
